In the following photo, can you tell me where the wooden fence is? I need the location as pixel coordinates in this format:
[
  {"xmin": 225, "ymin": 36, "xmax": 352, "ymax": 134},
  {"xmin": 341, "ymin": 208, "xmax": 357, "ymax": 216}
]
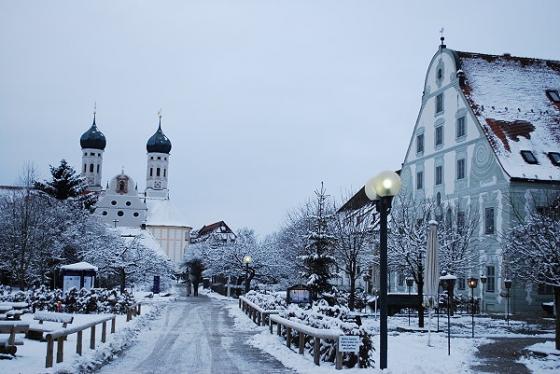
[
  {"xmin": 269, "ymin": 314, "xmax": 344, "ymax": 370},
  {"xmin": 45, "ymin": 303, "xmax": 142, "ymax": 368},
  {"xmin": 238, "ymin": 296, "xmax": 279, "ymax": 326}
]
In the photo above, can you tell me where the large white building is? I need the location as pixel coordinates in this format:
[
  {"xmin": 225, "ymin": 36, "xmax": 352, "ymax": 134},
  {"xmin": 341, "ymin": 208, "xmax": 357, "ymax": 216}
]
[
  {"xmin": 79, "ymin": 113, "xmax": 192, "ymax": 265},
  {"xmin": 397, "ymin": 39, "xmax": 560, "ymax": 313}
]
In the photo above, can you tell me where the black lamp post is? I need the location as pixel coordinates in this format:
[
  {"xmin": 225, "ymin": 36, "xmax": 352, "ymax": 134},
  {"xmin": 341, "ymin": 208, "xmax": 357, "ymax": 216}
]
[
  {"xmin": 365, "ymin": 170, "xmax": 401, "ymax": 370},
  {"xmin": 406, "ymin": 277, "xmax": 414, "ymax": 326},
  {"xmin": 243, "ymin": 255, "xmax": 253, "ymax": 294},
  {"xmin": 440, "ymin": 274, "xmax": 457, "ymax": 356},
  {"xmin": 480, "ymin": 275, "xmax": 487, "ymax": 314},
  {"xmin": 467, "ymin": 277, "xmax": 478, "ymax": 338},
  {"xmin": 504, "ymin": 279, "xmax": 512, "ymax": 325}
]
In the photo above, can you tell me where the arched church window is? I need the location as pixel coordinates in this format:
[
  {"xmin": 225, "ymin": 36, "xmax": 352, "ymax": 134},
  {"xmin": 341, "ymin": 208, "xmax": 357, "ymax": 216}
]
[
  {"xmin": 97, "ymin": 164, "xmax": 100, "ymax": 173},
  {"xmin": 89, "ymin": 164, "xmax": 94, "ymax": 172},
  {"xmin": 150, "ymin": 168, "xmax": 153, "ymax": 177},
  {"xmin": 118, "ymin": 180, "xmax": 127, "ymax": 193},
  {"xmin": 157, "ymin": 168, "xmax": 161, "ymax": 177},
  {"xmin": 83, "ymin": 164, "xmax": 86, "ymax": 173},
  {"xmin": 163, "ymin": 169, "xmax": 166, "ymax": 177}
]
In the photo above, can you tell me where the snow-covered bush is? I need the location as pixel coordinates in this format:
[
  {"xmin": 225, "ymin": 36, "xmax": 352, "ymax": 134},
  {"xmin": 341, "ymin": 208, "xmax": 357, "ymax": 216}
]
[
  {"xmin": 245, "ymin": 290, "xmax": 287, "ymax": 310},
  {"xmin": 280, "ymin": 299, "xmax": 375, "ymax": 368},
  {"xmin": 0, "ymin": 285, "xmax": 136, "ymax": 314}
]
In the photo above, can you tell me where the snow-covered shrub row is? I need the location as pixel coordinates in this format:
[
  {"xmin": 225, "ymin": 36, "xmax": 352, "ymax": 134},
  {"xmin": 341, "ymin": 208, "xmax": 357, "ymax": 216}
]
[
  {"xmin": 280, "ymin": 300, "xmax": 375, "ymax": 368},
  {"xmin": 52, "ymin": 302, "xmax": 166, "ymax": 374},
  {"xmin": 244, "ymin": 290, "xmax": 287, "ymax": 311},
  {"xmin": 0, "ymin": 285, "xmax": 136, "ymax": 314}
]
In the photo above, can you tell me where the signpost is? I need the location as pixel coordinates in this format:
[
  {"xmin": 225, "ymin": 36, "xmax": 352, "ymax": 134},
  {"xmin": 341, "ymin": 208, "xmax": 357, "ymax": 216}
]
[
  {"xmin": 338, "ymin": 335, "xmax": 361, "ymax": 353},
  {"xmin": 287, "ymin": 285, "xmax": 312, "ymax": 304}
]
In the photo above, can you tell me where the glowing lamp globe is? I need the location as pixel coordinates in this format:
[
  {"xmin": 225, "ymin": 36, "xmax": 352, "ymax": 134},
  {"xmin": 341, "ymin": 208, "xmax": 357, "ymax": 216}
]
[
  {"xmin": 243, "ymin": 255, "xmax": 253, "ymax": 264},
  {"xmin": 372, "ymin": 171, "xmax": 401, "ymax": 198}
]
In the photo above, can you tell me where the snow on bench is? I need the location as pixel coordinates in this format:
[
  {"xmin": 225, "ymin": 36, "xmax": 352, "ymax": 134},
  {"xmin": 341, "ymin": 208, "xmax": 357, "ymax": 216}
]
[
  {"xmin": 27, "ymin": 312, "xmax": 74, "ymax": 341},
  {"xmin": 0, "ymin": 321, "xmax": 29, "ymax": 355}
]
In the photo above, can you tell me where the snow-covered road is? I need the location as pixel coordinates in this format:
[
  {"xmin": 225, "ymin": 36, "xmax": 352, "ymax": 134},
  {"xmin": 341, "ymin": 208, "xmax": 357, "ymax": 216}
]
[{"xmin": 99, "ymin": 294, "xmax": 294, "ymax": 374}]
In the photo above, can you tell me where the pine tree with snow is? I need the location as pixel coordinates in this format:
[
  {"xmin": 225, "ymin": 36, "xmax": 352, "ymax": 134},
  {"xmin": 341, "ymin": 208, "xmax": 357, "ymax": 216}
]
[
  {"xmin": 35, "ymin": 159, "xmax": 94, "ymax": 207},
  {"xmin": 300, "ymin": 183, "xmax": 337, "ymax": 296}
]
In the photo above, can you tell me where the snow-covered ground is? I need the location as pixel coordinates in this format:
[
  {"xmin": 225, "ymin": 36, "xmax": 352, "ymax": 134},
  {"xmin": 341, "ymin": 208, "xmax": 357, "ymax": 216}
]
[
  {"xmin": 0, "ymin": 292, "xmax": 173, "ymax": 374},
  {"xmin": 225, "ymin": 296, "xmax": 560, "ymax": 373}
]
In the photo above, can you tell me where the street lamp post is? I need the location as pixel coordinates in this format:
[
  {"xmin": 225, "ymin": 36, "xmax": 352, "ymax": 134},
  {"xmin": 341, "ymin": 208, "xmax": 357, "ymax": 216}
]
[
  {"xmin": 365, "ymin": 170, "xmax": 401, "ymax": 370},
  {"xmin": 440, "ymin": 274, "xmax": 457, "ymax": 356},
  {"xmin": 467, "ymin": 277, "xmax": 478, "ymax": 338},
  {"xmin": 504, "ymin": 279, "xmax": 512, "ymax": 325},
  {"xmin": 243, "ymin": 255, "xmax": 253, "ymax": 294},
  {"xmin": 406, "ymin": 277, "xmax": 414, "ymax": 326},
  {"xmin": 480, "ymin": 275, "xmax": 487, "ymax": 314}
]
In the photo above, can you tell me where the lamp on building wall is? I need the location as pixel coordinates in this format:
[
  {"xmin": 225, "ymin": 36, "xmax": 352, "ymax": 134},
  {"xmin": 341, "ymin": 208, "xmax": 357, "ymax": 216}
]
[
  {"xmin": 365, "ymin": 170, "xmax": 401, "ymax": 370},
  {"xmin": 467, "ymin": 277, "xmax": 478, "ymax": 338},
  {"xmin": 243, "ymin": 255, "xmax": 253, "ymax": 294}
]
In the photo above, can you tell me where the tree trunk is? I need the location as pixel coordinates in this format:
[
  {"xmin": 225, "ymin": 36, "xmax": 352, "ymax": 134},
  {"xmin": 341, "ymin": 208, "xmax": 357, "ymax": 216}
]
[
  {"xmin": 417, "ymin": 280, "xmax": 425, "ymax": 328},
  {"xmin": 555, "ymin": 286, "xmax": 560, "ymax": 350},
  {"xmin": 349, "ymin": 274, "xmax": 356, "ymax": 311},
  {"xmin": 120, "ymin": 269, "xmax": 126, "ymax": 294}
]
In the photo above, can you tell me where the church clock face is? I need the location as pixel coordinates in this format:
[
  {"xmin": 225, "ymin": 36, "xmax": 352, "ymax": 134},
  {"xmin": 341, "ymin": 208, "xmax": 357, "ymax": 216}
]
[{"xmin": 154, "ymin": 181, "xmax": 161, "ymax": 189}]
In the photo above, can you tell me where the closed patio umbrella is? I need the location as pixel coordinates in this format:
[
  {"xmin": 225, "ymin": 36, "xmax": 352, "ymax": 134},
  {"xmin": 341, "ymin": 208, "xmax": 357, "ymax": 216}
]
[{"xmin": 424, "ymin": 220, "xmax": 439, "ymax": 346}]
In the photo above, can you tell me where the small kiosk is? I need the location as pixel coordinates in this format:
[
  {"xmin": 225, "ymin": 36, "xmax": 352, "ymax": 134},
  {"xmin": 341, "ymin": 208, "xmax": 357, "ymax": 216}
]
[
  {"xmin": 287, "ymin": 284, "xmax": 313, "ymax": 304},
  {"xmin": 60, "ymin": 262, "xmax": 98, "ymax": 292}
]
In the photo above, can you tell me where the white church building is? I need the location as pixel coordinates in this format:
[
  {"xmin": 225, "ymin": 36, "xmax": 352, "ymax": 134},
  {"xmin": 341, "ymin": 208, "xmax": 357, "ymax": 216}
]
[{"xmin": 79, "ymin": 113, "xmax": 192, "ymax": 265}]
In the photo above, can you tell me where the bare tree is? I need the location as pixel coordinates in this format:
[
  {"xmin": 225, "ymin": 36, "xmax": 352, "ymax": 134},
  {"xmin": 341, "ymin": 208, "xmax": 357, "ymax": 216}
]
[
  {"xmin": 333, "ymin": 197, "xmax": 378, "ymax": 310},
  {"xmin": 502, "ymin": 191, "xmax": 560, "ymax": 349}
]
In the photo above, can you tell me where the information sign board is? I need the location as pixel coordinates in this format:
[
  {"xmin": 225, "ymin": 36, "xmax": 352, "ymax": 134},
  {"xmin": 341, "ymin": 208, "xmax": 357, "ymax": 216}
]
[{"xmin": 338, "ymin": 335, "xmax": 361, "ymax": 353}]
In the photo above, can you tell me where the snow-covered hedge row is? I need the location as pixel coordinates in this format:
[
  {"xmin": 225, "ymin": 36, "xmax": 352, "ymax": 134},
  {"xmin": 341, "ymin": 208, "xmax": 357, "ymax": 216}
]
[
  {"xmin": 244, "ymin": 290, "xmax": 287, "ymax": 311},
  {"xmin": 0, "ymin": 285, "xmax": 136, "ymax": 314},
  {"xmin": 280, "ymin": 299, "xmax": 374, "ymax": 368}
]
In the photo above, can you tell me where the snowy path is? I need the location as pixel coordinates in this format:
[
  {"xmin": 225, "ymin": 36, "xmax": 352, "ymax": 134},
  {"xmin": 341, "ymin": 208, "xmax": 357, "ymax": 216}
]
[{"xmin": 99, "ymin": 294, "xmax": 294, "ymax": 374}]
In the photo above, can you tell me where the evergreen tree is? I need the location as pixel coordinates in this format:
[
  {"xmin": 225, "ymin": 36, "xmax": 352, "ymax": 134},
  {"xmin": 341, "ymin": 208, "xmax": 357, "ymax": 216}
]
[
  {"xmin": 300, "ymin": 183, "xmax": 337, "ymax": 296},
  {"xmin": 35, "ymin": 159, "xmax": 86, "ymax": 200}
]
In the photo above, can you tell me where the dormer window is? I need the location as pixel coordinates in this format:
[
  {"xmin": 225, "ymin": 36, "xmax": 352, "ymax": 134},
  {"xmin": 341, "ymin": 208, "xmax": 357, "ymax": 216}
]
[
  {"xmin": 548, "ymin": 152, "xmax": 560, "ymax": 166},
  {"xmin": 520, "ymin": 150, "xmax": 538, "ymax": 164},
  {"xmin": 546, "ymin": 89, "xmax": 560, "ymax": 102}
]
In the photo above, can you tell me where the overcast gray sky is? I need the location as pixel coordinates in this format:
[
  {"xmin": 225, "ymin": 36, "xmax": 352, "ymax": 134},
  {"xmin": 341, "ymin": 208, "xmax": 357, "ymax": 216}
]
[{"xmin": 1, "ymin": 0, "xmax": 559, "ymax": 235}]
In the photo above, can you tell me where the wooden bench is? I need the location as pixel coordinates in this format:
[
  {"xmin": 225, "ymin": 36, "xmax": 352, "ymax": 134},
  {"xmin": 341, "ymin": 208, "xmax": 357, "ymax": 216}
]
[
  {"xmin": 0, "ymin": 302, "xmax": 29, "ymax": 321},
  {"xmin": 0, "ymin": 321, "xmax": 29, "ymax": 355},
  {"xmin": 26, "ymin": 311, "xmax": 74, "ymax": 341}
]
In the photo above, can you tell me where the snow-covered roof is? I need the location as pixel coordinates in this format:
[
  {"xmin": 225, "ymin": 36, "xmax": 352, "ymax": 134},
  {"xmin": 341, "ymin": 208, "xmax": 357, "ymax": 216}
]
[
  {"xmin": 145, "ymin": 198, "xmax": 190, "ymax": 227},
  {"xmin": 116, "ymin": 227, "xmax": 167, "ymax": 257},
  {"xmin": 60, "ymin": 261, "xmax": 98, "ymax": 271},
  {"xmin": 456, "ymin": 50, "xmax": 560, "ymax": 182}
]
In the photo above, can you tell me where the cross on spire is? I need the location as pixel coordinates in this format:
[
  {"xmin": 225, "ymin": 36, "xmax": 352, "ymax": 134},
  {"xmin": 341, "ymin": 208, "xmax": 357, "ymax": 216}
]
[
  {"xmin": 439, "ymin": 27, "xmax": 445, "ymax": 47},
  {"xmin": 93, "ymin": 101, "xmax": 97, "ymax": 124},
  {"xmin": 157, "ymin": 109, "xmax": 162, "ymax": 129}
]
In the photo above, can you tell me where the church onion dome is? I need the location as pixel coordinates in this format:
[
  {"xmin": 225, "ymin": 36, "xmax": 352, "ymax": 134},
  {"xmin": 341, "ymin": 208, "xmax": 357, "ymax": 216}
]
[
  {"xmin": 80, "ymin": 115, "xmax": 106, "ymax": 150},
  {"xmin": 146, "ymin": 117, "xmax": 172, "ymax": 154}
]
